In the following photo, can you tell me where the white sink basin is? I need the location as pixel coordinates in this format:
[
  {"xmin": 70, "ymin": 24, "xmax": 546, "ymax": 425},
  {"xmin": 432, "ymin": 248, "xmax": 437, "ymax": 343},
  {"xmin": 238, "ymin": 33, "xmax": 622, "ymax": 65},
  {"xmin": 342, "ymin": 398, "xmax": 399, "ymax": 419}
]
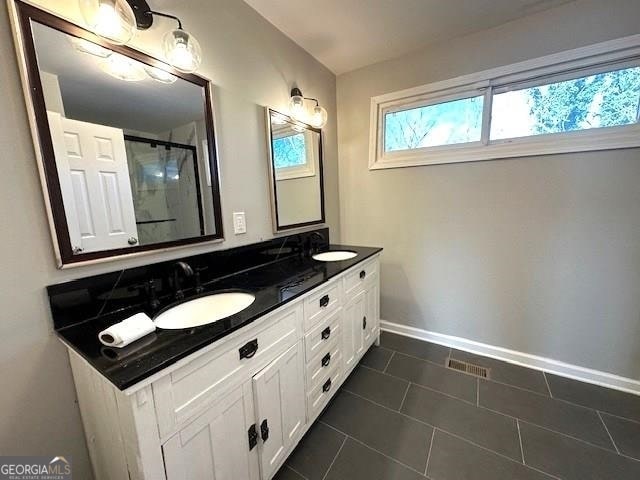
[
  {"xmin": 312, "ymin": 250, "xmax": 358, "ymax": 262},
  {"xmin": 154, "ymin": 292, "xmax": 256, "ymax": 329}
]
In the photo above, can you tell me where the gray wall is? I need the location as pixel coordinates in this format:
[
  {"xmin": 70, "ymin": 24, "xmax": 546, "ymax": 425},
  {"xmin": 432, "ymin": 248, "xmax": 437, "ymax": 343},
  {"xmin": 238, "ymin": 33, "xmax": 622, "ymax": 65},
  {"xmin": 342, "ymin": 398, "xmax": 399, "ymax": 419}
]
[
  {"xmin": 0, "ymin": 0, "xmax": 337, "ymax": 477},
  {"xmin": 337, "ymin": 0, "xmax": 640, "ymax": 380}
]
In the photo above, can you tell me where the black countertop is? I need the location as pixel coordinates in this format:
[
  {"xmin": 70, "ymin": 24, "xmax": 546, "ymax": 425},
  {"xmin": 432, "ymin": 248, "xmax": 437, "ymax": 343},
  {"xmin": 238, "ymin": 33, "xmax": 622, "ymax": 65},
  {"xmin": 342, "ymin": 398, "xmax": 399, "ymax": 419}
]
[{"xmin": 56, "ymin": 244, "xmax": 382, "ymax": 390}]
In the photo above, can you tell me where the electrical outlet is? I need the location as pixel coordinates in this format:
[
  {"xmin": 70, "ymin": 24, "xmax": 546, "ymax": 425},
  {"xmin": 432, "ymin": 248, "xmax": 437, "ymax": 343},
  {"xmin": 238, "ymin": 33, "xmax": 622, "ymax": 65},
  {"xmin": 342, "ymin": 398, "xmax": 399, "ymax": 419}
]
[{"xmin": 233, "ymin": 212, "xmax": 246, "ymax": 234}]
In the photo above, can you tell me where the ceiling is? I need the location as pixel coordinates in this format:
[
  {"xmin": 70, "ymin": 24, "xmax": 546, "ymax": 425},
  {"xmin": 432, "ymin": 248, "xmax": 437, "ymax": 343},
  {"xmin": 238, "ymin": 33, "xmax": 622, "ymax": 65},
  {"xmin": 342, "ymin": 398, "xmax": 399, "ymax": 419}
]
[
  {"xmin": 32, "ymin": 21, "xmax": 205, "ymax": 134},
  {"xmin": 244, "ymin": 0, "xmax": 575, "ymax": 74}
]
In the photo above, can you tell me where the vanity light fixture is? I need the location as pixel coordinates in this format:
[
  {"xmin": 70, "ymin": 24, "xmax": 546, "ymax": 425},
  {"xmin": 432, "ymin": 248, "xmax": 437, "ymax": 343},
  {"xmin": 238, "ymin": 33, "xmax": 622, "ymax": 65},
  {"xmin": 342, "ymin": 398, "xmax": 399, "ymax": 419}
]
[
  {"xmin": 79, "ymin": 0, "xmax": 202, "ymax": 73},
  {"xmin": 70, "ymin": 37, "xmax": 113, "ymax": 58},
  {"xmin": 144, "ymin": 64, "xmax": 177, "ymax": 84},
  {"xmin": 288, "ymin": 87, "xmax": 328, "ymax": 128},
  {"xmin": 100, "ymin": 52, "xmax": 147, "ymax": 81}
]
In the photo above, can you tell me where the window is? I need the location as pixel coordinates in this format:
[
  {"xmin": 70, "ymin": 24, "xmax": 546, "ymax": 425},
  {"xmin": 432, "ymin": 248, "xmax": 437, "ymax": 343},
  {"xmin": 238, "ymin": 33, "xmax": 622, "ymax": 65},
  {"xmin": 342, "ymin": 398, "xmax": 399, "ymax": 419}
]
[
  {"xmin": 273, "ymin": 133, "xmax": 307, "ymax": 168},
  {"xmin": 384, "ymin": 95, "xmax": 484, "ymax": 152},
  {"xmin": 272, "ymin": 130, "xmax": 317, "ymax": 180},
  {"xmin": 491, "ymin": 66, "xmax": 640, "ymax": 140},
  {"xmin": 370, "ymin": 35, "xmax": 640, "ymax": 169}
]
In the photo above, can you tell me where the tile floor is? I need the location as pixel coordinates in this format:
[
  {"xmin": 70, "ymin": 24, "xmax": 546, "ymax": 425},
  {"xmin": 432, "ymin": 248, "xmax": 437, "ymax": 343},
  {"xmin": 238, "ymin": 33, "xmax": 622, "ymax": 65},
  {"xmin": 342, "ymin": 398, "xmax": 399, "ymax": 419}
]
[{"xmin": 274, "ymin": 332, "xmax": 640, "ymax": 480}]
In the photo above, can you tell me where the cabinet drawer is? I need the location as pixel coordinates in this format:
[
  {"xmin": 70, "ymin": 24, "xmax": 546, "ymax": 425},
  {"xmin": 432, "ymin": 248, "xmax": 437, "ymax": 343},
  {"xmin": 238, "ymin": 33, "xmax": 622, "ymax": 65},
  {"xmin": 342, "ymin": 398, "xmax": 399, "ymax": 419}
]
[
  {"xmin": 306, "ymin": 359, "xmax": 342, "ymax": 423},
  {"xmin": 306, "ymin": 337, "xmax": 340, "ymax": 393},
  {"xmin": 304, "ymin": 307, "xmax": 341, "ymax": 362},
  {"xmin": 303, "ymin": 280, "xmax": 341, "ymax": 331},
  {"xmin": 344, "ymin": 259, "xmax": 378, "ymax": 297},
  {"xmin": 154, "ymin": 304, "xmax": 302, "ymax": 440}
]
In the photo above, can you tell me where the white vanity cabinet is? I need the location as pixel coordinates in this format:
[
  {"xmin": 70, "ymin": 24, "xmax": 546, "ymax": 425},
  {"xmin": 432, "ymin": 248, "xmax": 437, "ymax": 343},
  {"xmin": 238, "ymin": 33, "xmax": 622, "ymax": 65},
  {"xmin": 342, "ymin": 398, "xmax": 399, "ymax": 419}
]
[{"xmin": 67, "ymin": 254, "xmax": 380, "ymax": 480}]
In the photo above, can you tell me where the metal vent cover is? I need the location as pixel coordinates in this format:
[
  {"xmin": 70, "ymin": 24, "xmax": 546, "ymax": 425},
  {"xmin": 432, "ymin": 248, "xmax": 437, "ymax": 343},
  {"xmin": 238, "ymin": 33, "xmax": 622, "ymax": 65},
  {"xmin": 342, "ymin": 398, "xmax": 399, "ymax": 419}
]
[{"xmin": 447, "ymin": 358, "xmax": 489, "ymax": 378}]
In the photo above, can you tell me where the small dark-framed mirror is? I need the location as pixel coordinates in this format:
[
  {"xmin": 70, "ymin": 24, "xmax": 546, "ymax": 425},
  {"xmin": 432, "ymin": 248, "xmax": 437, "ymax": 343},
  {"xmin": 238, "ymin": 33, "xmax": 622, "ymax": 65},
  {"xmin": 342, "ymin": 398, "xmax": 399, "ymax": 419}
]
[
  {"xmin": 266, "ymin": 108, "xmax": 325, "ymax": 232},
  {"xmin": 11, "ymin": 1, "xmax": 224, "ymax": 267}
]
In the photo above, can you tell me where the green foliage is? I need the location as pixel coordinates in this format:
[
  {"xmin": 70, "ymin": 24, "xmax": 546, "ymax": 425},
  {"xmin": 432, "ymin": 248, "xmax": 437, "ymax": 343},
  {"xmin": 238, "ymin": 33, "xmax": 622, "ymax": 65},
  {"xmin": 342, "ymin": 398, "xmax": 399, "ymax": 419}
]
[
  {"xmin": 528, "ymin": 67, "xmax": 640, "ymax": 134},
  {"xmin": 273, "ymin": 133, "xmax": 306, "ymax": 168}
]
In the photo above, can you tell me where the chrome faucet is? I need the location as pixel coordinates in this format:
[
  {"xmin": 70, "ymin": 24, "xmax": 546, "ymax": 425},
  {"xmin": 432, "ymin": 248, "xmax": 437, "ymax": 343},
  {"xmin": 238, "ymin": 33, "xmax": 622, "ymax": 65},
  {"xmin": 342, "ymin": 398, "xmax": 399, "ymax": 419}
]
[{"xmin": 173, "ymin": 261, "xmax": 194, "ymax": 300}]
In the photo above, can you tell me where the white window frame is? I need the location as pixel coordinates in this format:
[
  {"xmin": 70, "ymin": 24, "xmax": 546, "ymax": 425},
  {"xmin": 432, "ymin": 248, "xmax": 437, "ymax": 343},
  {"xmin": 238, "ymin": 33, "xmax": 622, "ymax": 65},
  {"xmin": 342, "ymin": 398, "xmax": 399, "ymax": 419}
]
[
  {"xmin": 272, "ymin": 128, "xmax": 317, "ymax": 180},
  {"xmin": 369, "ymin": 34, "xmax": 640, "ymax": 170}
]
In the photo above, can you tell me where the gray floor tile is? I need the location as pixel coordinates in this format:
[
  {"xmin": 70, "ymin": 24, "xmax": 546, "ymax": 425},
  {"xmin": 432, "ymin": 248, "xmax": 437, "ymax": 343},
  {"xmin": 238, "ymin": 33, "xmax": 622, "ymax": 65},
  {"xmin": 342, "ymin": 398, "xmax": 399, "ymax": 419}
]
[
  {"xmin": 342, "ymin": 366, "xmax": 409, "ymax": 410},
  {"xmin": 324, "ymin": 438, "xmax": 426, "ymax": 480},
  {"xmin": 520, "ymin": 421, "xmax": 640, "ymax": 480},
  {"xmin": 601, "ymin": 413, "xmax": 640, "ymax": 460},
  {"xmin": 427, "ymin": 429, "xmax": 553, "ymax": 480},
  {"xmin": 546, "ymin": 374, "xmax": 640, "ymax": 422},
  {"xmin": 400, "ymin": 384, "xmax": 521, "ymax": 460},
  {"xmin": 360, "ymin": 345, "xmax": 394, "ymax": 371},
  {"xmin": 479, "ymin": 379, "xmax": 614, "ymax": 450},
  {"xmin": 320, "ymin": 391, "xmax": 433, "ymax": 472},
  {"xmin": 285, "ymin": 421, "xmax": 346, "ymax": 480},
  {"xmin": 450, "ymin": 349, "xmax": 549, "ymax": 395},
  {"xmin": 273, "ymin": 465, "xmax": 306, "ymax": 480},
  {"xmin": 380, "ymin": 332, "xmax": 450, "ymax": 365},
  {"xmin": 386, "ymin": 352, "xmax": 477, "ymax": 403}
]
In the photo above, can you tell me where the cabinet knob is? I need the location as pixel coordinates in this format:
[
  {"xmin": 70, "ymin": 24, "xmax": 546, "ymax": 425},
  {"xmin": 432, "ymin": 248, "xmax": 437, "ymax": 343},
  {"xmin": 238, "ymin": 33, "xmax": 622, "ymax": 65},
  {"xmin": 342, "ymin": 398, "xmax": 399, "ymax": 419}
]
[
  {"xmin": 128, "ymin": 237, "xmax": 138, "ymax": 245},
  {"xmin": 363, "ymin": 316, "xmax": 367, "ymax": 330},
  {"xmin": 360, "ymin": 270, "xmax": 366, "ymax": 280},
  {"xmin": 72, "ymin": 246, "xmax": 83, "ymax": 254}
]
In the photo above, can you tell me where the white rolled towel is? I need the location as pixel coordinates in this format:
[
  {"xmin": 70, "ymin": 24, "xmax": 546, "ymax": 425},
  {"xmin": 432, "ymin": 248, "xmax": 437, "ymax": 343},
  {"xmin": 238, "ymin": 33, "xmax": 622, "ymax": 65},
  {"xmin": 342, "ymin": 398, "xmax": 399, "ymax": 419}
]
[{"xmin": 99, "ymin": 312, "xmax": 156, "ymax": 348}]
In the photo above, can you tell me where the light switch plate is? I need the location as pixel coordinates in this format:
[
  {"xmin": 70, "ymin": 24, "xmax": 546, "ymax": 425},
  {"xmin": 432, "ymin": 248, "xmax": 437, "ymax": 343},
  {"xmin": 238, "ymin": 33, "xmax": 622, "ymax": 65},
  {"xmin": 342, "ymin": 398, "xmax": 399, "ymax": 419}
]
[{"xmin": 233, "ymin": 212, "xmax": 246, "ymax": 234}]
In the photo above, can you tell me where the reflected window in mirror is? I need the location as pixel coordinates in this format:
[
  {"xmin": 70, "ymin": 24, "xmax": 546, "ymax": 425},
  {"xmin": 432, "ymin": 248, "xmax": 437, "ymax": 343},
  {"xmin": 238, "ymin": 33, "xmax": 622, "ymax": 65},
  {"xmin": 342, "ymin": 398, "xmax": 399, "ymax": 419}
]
[
  {"xmin": 267, "ymin": 109, "xmax": 325, "ymax": 232},
  {"xmin": 12, "ymin": 2, "xmax": 223, "ymax": 266}
]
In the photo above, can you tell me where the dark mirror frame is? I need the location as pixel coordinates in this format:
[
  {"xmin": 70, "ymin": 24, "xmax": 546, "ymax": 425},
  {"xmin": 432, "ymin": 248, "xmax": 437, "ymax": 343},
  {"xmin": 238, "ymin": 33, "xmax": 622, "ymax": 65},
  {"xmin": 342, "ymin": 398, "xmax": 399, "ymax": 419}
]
[
  {"xmin": 11, "ymin": 0, "xmax": 224, "ymax": 267},
  {"xmin": 265, "ymin": 108, "xmax": 326, "ymax": 233}
]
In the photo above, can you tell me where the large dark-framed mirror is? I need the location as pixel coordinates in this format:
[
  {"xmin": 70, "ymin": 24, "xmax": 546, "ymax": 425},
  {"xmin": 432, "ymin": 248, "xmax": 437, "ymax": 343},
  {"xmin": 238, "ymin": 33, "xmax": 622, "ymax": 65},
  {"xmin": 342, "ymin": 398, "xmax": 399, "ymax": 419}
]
[
  {"xmin": 266, "ymin": 109, "xmax": 325, "ymax": 232},
  {"xmin": 11, "ymin": 1, "xmax": 224, "ymax": 267}
]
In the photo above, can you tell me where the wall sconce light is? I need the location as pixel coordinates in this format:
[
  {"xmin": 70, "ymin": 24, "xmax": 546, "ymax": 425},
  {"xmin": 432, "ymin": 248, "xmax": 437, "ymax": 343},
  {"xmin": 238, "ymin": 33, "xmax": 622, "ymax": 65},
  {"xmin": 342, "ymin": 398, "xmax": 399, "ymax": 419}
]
[
  {"xmin": 289, "ymin": 87, "xmax": 328, "ymax": 128},
  {"xmin": 78, "ymin": 0, "xmax": 202, "ymax": 73}
]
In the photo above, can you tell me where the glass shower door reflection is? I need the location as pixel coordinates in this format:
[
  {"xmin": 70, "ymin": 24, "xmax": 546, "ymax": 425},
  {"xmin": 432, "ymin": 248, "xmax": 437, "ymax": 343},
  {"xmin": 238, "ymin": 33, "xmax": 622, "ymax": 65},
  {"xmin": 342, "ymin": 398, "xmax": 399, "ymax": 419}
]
[{"xmin": 124, "ymin": 136, "xmax": 204, "ymax": 246}]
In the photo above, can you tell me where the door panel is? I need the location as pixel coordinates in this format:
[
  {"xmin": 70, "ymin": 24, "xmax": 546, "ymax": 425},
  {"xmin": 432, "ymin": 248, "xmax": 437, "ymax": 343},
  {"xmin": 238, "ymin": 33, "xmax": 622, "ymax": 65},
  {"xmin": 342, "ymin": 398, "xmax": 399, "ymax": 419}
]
[
  {"xmin": 253, "ymin": 342, "xmax": 305, "ymax": 480},
  {"xmin": 47, "ymin": 111, "xmax": 138, "ymax": 253},
  {"xmin": 363, "ymin": 282, "xmax": 378, "ymax": 347},
  {"xmin": 163, "ymin": 381, "xmax": 259, "ymax": 480},
  {"xmin": 343, "ymin": 290, "xmax": 365, "ymax": 372}
]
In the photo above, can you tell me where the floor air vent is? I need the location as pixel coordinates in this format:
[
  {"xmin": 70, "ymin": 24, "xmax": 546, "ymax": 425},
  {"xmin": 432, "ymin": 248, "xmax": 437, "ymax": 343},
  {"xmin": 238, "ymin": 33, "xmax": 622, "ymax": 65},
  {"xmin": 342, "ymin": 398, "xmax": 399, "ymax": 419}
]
[{"xmin": 447, "ymin": 358, "xmax": 489, "ymax": 378}]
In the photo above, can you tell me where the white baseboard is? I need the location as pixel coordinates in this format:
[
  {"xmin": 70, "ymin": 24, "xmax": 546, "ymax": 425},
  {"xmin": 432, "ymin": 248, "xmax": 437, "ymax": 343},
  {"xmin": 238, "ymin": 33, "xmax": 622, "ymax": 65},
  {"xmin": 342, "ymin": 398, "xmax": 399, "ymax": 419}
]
[{"xmin": 380, "ymin": 320, "xmax": 640, "ymax": 396}]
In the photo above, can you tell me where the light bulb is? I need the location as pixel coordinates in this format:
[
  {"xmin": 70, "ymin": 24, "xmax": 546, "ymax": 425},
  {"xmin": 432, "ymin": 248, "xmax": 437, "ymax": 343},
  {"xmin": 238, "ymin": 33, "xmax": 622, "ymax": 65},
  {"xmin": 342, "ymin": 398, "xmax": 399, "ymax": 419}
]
[
  {"xmin": 144, "ymin": 65, "xmax": 177, "ymax": 84},
  {"xmin": 163, "ymin": 29, "xmax": 202, "ymax": 73},
  {"xmin": 79, "ymin": 0, "xmax": 136, "ymax": 45},
  {"xmin": 100, "ymin": 53, "xmax": 147, "ymax": 81},
  {"xmin": 70, "ymin": 37, "xmax": 113, "ymax": 58},
  {"xmin": 310, "ymin": 105, "xmax": 328, "ymax": 128},
  {"xmin": 289, "ymin": 94, "xmax": 305, "ymax": 120}
]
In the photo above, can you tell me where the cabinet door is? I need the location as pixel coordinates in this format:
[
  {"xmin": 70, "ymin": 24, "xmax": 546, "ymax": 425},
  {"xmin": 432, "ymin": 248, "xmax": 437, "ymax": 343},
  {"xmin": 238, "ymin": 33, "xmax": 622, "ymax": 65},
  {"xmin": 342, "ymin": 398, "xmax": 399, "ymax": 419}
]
[
  {"xmin": 343, "ymin": 290, "xmax": 365, "ymax": 372},
  {"xmin": 253, "ymin": 341, "xmax": 306, "ymax": 480},
  {"xmin": 162, "ymin": 381, "xmax": 259, "ymax": 480},
  {"xmin": 363, "ymin": 281, "xmax": 379, "ymax": 347}
]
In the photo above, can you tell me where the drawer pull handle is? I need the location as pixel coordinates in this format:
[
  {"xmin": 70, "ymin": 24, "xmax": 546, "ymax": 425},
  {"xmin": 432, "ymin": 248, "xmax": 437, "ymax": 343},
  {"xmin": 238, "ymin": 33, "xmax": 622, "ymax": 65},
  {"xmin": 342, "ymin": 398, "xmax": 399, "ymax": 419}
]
[
  {"xmin": 260, "ymin": 419, "xmax": 269, "ymax": 442},
  {"xmin": 322, "ymin": 352, "xmax": 331, "ymax": 367},
  {"xmin": 323, "ymin": 378, "xmax": 332, "ymax": 393},
  {"xmin": 319, "ymin": 294, "xmax": 330, "ymax": 308},
  {"xmin": 321, "ymin": 326, "xmax": 331, "ymax": 340},
  {"xmin": 360, "ymin": 270, "xmax": 366, "ymax": 279},
  {"xmin": 239, "ymin": 339, "xmax": 259, "ymax": 360},
  {"xmin": 363, "ymin": 316, "xmax": 367, "ymax": 330},
  {"xmin": 248, "ymin": 424, "xmax": 258, "ymax": 450}
]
